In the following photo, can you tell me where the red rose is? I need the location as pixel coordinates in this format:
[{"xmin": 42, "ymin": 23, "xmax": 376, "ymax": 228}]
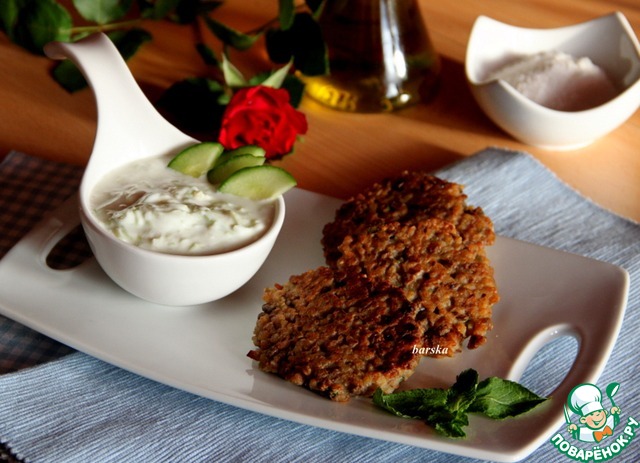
[{"xmin": 218, "ymin": 85, "xmax": 308, "ymax": 160}]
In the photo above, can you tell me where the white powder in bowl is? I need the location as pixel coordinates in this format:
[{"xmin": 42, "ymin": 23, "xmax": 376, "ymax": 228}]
[{"xmin": 487, "ymin": 51, "xmax": 618, "ymax": 111}]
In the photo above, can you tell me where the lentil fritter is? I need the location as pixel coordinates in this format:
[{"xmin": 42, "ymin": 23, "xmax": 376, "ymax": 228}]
[
  {"xmin": 322, "ymin": 171, "xmax": 494, "ymax": 266},
  {"xmin": 336, "ymin": 219, "xmax": 498, "ymax": 354},
  {"xmin": 248, "ymin": 171, "xmax": 499, "ymax": 402},
  {"xmin": 247, "ymin": 267, "xmax": 425, "ymax": 402}
]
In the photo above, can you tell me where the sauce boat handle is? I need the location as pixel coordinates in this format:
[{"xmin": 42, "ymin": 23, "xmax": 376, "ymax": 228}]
[{"xmin": 43, "ymin": 33, "xmax": 195, "ymax": 176}]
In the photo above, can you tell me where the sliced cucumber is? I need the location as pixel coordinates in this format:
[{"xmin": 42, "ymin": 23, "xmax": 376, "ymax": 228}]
[
  {"xmin": 214, "ymin": 145, "xmax": 266, "ymax": 168},
  {"xmin": 168, "ymin": 142, "xmax": 223, "ymax": 177},
  {"xmin": 223, "ymin": 145, "xmax": 266, "ymax": 158},
  {"xmin": 207, "ymin": 153, "xmax": 266, "ymax": 184},
  {"xmin": 218, "ymin": 165, "xmax": 297, "ymax": 200}
]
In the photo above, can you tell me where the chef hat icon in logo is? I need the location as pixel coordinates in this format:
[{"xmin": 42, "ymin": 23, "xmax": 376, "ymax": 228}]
[
  {"xmin": 568, "ymin": 383, "xmax": 604, "ymax": 416},
  {"xmin": 564, "ymin": 382, "xmax": 622, "ymax": 444}
]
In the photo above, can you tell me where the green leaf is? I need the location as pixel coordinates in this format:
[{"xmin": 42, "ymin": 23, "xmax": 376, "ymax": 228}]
[
  {"xmin": 259, "ymin": 60, "xmax": 292, "ymax": 88},
  {"xmin": 305, "ymin": 0, "xmax": 325, "ymax": 16},
  {"xmin": 72, "ymin": 0, "xmax": 133, "ymax": 25},
  {"xmin": 0, "ymin": 0, "xmax": 25, "ymax": 39},
  {"xmin": 429, "ymin": 408, "xmax": 469, "ymax": 438},
  {"xmin": 372, "ymin": 369, "xmax": 548, "ymax": 439},
  {"xmin": 108, "ymin": 28, "xmax": 152, "ymax": 60},
  {"xmin": 203, "ymin": 16, "xmax": 260, "ymax": 51},
  {"xmin": 266, "ymin": 12, "xmax": 328, "ymax": 76},
  {"xmin": 52, "ymin": 59, "xmax": 86, "ymax": 92},
  {"xmin": 374, "ymin": 384, "xmax": 470, "ymax": 438},
  {"xmin": 195, "ymin": 42, "xmax": 219, "ymax": 66},
  {"xmin": 278, "ymin": 0, "xmax": 295, "ymax": 30},
  {"xmin": 173, "ymin": 0, "xmax": 223, "ymax": 24},
  {"xmin": 221, "ymin": 53, "xmax": 247, "ymax": 87},
  {"xmin": 139, "ymin": 0, "xmax": 180, "ymax": 20},
  {"xmin": 156, "ymin": 77, "xmax": 228, "ymax": 134},
  {"xmin": 447, "ymin": 368, "xmax": 479, "ymax": 413},
  {"xmin": 12, "ymin": 0, "xmax": 72, "ymax": 54},
  {"xmin": 468, "ymin": 377, "xmax": 548, "ymax": 419},
  {"xmin": 281, "ymin": 74, "xmax": 305, "ymax": 107},
  {"xmin": 423, "ymin": 370, "xmax": 477, "ymax": 438},
  {"xmin": 373, "ymin": 388, "xmax": 448, "ymax": 420}
]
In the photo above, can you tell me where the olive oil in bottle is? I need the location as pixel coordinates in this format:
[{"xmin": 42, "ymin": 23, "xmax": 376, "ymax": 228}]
[{"xmin": 303, "ymin": 0, "xmax": 440, "ymax": 112}]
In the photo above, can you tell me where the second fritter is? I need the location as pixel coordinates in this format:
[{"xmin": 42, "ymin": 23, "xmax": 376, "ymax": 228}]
[
  {"xmin": 322, "ymin": 170, "xmax": 495, "ymax": 266},
  {"xmin": 336, "ymin": 218, "xmax": 499, "ymax": 354}
]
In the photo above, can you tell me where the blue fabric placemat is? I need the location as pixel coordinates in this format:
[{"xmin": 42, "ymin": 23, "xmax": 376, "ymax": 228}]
[
  {"xmin": 0, "ymin": 152, "xmax": 82, "ymax": 374},
  {"xmin": 0, "ymin": 148, "xmax": 638, "ymax": 462}
]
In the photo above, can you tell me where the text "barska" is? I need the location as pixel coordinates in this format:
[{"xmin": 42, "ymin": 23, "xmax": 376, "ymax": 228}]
[{"xmin": 412, "ymin": 345, "xmax": 449, "ymax": 356}]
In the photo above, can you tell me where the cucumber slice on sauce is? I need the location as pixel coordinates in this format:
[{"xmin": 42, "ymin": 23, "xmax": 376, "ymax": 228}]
[
  {"xmin": 214, "ymin": 145, "xmax": 266, "ymax": 169},
  {"xmin": 218, "ymin": 165, "xmax": 296, "ymax": 200},
  {"xmin": 207, "ymin": 153, "xmax": 266, "ymax": 184},
  {"xmin": 168, "ymin": 142, "xmax": 223, "ymax": 177},
  {"xmin": 223, "ymin": 145, "xmax": 266, "ymax": 158}
]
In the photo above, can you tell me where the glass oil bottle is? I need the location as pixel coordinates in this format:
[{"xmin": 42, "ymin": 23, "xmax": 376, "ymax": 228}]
[{"xmin": 303, "ymin": 0, "xmax": 440, "ymax": 112}]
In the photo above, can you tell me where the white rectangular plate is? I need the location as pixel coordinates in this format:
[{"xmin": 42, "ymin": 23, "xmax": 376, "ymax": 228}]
[{"xmin": 0, "ymin": 188, "xmax": 628, "ymax": 462}]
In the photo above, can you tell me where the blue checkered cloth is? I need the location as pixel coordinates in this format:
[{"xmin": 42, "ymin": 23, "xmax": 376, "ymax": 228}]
[
  {"xmin": 0, "ymin": 149, "xmax": 638, "ymax": 462},
  {"xmin": 0, "ymin": 152, "xmax": 84, "ymax": 373}
]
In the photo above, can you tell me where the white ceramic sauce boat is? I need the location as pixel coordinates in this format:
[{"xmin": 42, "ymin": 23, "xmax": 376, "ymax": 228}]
[{"xmin": 44, "ymin": 33, "xmax": 285, "ymax": 306}]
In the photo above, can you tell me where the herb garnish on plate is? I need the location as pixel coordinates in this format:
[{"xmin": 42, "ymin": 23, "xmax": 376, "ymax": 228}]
[{"xmin": 373, "ymin": 369, "xmax": 548, "ymax": 438}]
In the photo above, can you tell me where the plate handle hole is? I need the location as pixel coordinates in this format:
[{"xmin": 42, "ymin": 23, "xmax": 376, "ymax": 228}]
[
  {"xmin": 510, "ymin": 330, "xmax": 580, "ymax": 398},
  {"xmin": 45, "ymin": 224, "xmax": 93, "ymax": 270}
]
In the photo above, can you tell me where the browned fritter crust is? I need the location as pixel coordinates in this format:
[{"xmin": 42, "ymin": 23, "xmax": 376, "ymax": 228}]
[
  {"xmin": 247, "ymin": 267, "xmax": 425, "ymax": 402},
  {"xmin": 322, "ymin": 171, "xmax": 495, "ymax": 266},
  {"xmin": 249, "ymin": 171, "xmax": 499, "ymax": 402},
  {"xmin": 336, "ymin": 219, "xmax": 499, "ymax": 356}
]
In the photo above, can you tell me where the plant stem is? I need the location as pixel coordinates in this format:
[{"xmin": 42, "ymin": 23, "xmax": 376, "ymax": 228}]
[
  {"xmin": 71, "ymin": 19, "xmax": 143, "ymax": 35},
  {"xmin": 243, "ymin": 3, "xmax": 309, "ymax": 35}
]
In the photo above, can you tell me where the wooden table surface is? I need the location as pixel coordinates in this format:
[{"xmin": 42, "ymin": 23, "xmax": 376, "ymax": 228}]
[{"xmin": 1, "ymin": 0, "xmax": 639, "ymax": 221}]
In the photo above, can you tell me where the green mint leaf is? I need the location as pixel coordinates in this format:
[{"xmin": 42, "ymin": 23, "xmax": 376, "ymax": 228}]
[
  {"xmin": 428, "ymin": 408, "xmax": 469, "ymax": 438},
  {"xmin": 72, "ymin": 0, "xmax": 133, "ymax": 25},
  {"xmin": 447, "ymin": 368, "xmax": 479, "ymax": 413},
  {"xmin": 373, "ymin": 387, "xmax": 448, "ymax": 420},
  {"xmin": 11, "ymin": 0, "xmax": 72, "ymax": 54},
  {"xmin": 468, "ymin": 377, "xmax": 548, "ymax": 419},
  {"xmin": 418, "ymin": 368, "xmax": 478, "ymax": 438},
  {"xmin": 372, "ymin": 369, "xmax": 547, "ymax": 439},
  {"xmin": 203, "ymin": 16, "xmax": 260, "ymax": 51},
  {"xmin": 278, "ymin": 0, "xmax": 295, "ymax": 31},
  {"xmin": 265, "ymin": 12, "xmax": 328, "ymax": 76}
]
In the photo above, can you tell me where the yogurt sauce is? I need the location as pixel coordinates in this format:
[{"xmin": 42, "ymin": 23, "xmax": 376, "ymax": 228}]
[{"xmin": 91, "ymin": 155, "xmax": 275, "ymax": 255}]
